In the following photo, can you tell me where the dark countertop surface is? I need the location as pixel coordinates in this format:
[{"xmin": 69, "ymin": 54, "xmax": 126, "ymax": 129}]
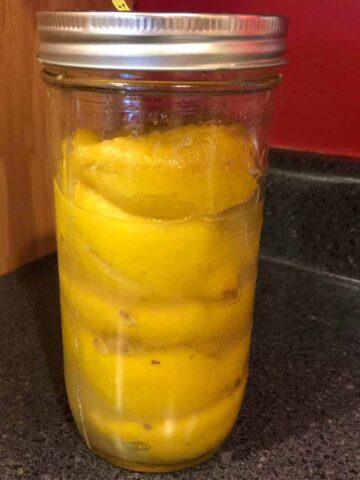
[{"xmin": 1, "ymin": 150, "xmax": 360, "ymax": 480}]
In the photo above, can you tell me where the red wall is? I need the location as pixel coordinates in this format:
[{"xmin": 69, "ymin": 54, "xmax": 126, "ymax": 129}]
[{"xmin": 137, "ymin": 1, "xmax": 360, "ymax": 158}]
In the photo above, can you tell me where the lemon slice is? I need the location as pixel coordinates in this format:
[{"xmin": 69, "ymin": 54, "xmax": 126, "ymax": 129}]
[{"xmin": 67, "ymin": 124, "xmax": 258, "ymax": 219}]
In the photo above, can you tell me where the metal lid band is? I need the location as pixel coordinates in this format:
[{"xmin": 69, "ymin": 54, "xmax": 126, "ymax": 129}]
[{"xmin": 37, "ymin": 12, "xmax": 288, "ymax": 71}]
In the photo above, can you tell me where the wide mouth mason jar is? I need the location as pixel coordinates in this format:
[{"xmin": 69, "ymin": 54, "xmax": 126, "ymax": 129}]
[{"xmin": 37, "ymin": 11, "xmax": 287, "ymax": 473}]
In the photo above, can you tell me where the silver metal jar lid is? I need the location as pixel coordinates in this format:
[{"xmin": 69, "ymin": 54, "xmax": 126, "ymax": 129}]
[{"xmin": 37, "ymin": 12, "xmax": 288, "ymax": 71}]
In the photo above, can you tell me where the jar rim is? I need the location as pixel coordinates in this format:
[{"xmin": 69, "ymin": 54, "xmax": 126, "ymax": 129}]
[{"xmin": 37, "ymin": 11, "xmax": 288, "ymax": 71}]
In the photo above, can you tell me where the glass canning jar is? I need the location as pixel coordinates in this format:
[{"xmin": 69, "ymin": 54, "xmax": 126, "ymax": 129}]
[{"xmin": 37, "ymin": 11, "xmax": 287, "ymax": 473}]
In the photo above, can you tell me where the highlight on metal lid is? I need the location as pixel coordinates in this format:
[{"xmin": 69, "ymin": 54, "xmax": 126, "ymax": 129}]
[{"xmin": 37, "ymin": 11, "xmax": 288, "ymax": 71}]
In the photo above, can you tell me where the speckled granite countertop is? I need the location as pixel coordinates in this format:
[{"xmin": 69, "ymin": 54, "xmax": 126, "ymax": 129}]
[{"xmin": 1, "ymin": 150, "xmax": 359, "ymax": 480}]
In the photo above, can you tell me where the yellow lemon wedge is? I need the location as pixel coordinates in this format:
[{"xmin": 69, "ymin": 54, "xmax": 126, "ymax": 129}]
[
  {"xmin": 66, "ymin": 124, "xmax": 258, "ymax": 219},
  {"xmin": 60, "ymin": 270, "xmax": 255, "ymax": 348},
  {"xmin": 87, "ymin": 381, "xmax": 246, "ymax": 465},
  {"xmin": 61, "ymin": 310, "xmax": 250, "ymax": 419},
  {"xmin": 55, "ymin": 182, "xmax": 260, "ymax": 301}
]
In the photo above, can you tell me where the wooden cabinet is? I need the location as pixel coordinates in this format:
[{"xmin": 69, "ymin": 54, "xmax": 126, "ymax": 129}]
[{"xmin": 0, "ymin": 1, "xmax": 113, "ymax": 274}]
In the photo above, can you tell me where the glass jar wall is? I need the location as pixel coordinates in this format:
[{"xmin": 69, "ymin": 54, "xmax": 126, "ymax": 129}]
[{"xmin": 38, "ymin": 12, "xmax": 287, "ymax": 473}]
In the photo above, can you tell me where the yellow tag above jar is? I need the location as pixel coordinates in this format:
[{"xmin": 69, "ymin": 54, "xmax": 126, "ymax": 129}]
[{"xmin": 112, "ymin": 0, "xmax": 132, "ymax": 11}]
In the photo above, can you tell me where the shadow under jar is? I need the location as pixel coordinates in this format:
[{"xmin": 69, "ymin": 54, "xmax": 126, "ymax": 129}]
[{"xmin": 37, "ymin": 11, "xmax": 288, "ymax": 473}]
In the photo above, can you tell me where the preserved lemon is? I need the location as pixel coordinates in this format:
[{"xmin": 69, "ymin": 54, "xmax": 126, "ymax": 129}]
[
  {"xmin": 64, "ymin": 124, "xmax": 257, "ymax": 219},
  {"xmin": 56, "ymin": 123, "xmax": 260, "ymax": 470}
]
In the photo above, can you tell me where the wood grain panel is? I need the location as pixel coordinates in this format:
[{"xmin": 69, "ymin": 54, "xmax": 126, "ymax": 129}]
[{"xmin": 0, "ymin": 0, "xmax": 116, "ymax": 275}]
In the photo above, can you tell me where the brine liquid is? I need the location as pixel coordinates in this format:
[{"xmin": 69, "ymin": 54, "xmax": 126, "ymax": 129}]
[{"xmin": 56, "ymin": 183, "xmax": 262, "ymax": 470}]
